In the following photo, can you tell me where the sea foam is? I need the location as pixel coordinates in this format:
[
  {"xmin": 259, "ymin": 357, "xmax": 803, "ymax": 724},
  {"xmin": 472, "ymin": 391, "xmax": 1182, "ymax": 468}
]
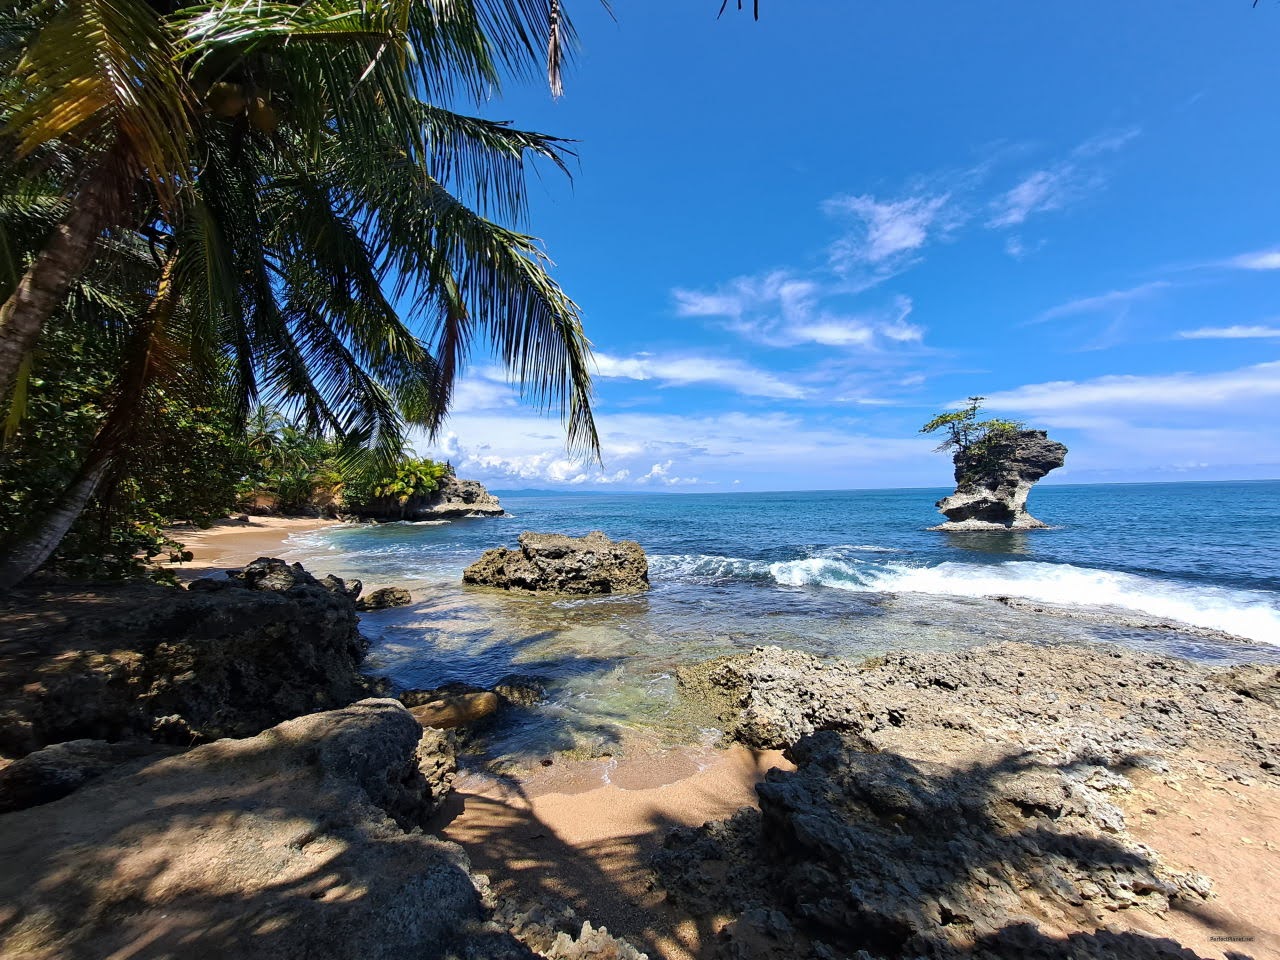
[{"xmin": 768, "ymin": 556, "xmax": 1280, "ymax": 645}]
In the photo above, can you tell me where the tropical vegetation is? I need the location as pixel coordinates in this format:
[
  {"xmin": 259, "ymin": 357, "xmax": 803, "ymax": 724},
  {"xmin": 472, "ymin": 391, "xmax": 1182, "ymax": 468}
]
[
  {"xmin": 0, "ymin": 0, "xmax": 600, "ymax": 587},
  {"xmin": 920, "ymin": 397, "xmax": 1025, "ymax": 481}
]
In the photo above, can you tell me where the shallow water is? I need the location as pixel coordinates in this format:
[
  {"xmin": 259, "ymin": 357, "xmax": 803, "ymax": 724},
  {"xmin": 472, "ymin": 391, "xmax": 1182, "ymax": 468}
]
[{"xmin": 277, "ymin": 481, "xmax": 1280, "ymax": 765}]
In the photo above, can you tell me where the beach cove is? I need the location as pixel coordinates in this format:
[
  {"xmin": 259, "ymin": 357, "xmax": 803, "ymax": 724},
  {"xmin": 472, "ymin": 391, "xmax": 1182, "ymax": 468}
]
[{"xmin": 32, "ymin": 479, "xmax": 1260, "ymax": 959}]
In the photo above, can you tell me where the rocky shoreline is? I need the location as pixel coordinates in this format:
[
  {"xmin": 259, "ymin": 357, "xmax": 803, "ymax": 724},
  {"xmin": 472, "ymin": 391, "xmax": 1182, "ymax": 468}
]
[
  {"xmin": 1, "ymin": 555, "xmax": 1277, "ymax": 959},
  {"xmin": 662, "ymin": 642, "xmax": 1279, "ymax": 958}
]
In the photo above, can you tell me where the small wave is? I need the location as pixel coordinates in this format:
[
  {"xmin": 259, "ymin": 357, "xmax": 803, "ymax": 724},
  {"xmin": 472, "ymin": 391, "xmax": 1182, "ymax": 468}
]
[
  {"xmin": 770, "ymin": 557, "xmax": 1280, "ymax": 645},
  {"xmin": 648, "ymin": 554, "xmax": 771, "ymax": 581},
  {"xmin": 393, "ymin": 519, "xmax": 451, "ymax": 526},
  {"xmin": 828, "ymin": 544, "xmax": 903, "ymax": 554}
]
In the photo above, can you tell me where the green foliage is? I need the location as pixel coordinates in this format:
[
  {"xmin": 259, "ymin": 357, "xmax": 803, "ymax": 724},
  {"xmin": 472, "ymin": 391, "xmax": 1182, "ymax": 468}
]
[
  {"xmin": 920, "ymin": 397, "xmax": 1025, "ymax": 482},
  {"xmin": 0, "ymin": 328, "xmax": 253, "ymax": 579},
  {"xmin": 342, "ymin": 456, "xmax": 453, "ymax": 513},
  {"xmin": 238, "ymin": 407, "xmax": 453, "ymax": 517}
]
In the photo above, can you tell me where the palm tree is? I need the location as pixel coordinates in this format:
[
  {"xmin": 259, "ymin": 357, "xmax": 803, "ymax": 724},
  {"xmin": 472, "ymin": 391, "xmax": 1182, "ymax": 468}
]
[{"xmin": 0, "ymin": 0, "xmax": 598, "ymax": 587}]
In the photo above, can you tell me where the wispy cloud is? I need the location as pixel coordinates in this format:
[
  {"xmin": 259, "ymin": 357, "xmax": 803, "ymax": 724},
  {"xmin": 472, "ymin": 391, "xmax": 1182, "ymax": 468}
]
[
  {"xmin": 981, "ymin": 360, "xmax": 1280, "ymax": 413},
  {"xmin": 1035, "ymin": 280, "xmax": 1170, "ymax": 323},
  {"xmin": 823, "ymin": 192, "xmax": 953, "ymax": 270},
  {"xmin": 1226, "ymin": 248, "xmax": 1280, "ymax": 271},
  {"xmin": 1178, "ymin": 324, "xmax": 1280, "ymax": 340},
  {"xmin": 593, "ymin": 351, "xmax": 807, "ymax": 400},
  {"xmin": 672, "ymin": 273, "xmax": 926, "ymax": 355},
  {"xmin": 987, "ymin": 127, "xmax": 1140, "ymax": 229}
]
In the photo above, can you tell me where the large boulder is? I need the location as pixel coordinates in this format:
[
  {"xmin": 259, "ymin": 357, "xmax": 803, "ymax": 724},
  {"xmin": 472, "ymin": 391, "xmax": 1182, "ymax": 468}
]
[
  {"xmin": 0, "ymin": 700, "xmax": 490, "ymax": 960},
  {"xmin": 0, "ymin": 559, "xmax": 378, "ymax": 757},
  {"xmin": 932, "ymin": 428, "xmax": 1067, "ymax": 530},
  {"xmin": 0, "ymin": 700, "xmax": 646, "ymax": 959},
  {"xmin": 463, "ymin": 531, "xmax": 648, "ymax": 595},
  {"xmin": 353, "ymin": 476, "xmax": 504, "ymax": 521}
]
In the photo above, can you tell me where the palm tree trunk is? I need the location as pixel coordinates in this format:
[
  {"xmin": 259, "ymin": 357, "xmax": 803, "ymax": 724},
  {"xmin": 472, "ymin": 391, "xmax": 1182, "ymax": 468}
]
[
  {"xmin": 0, "ymin": 157, "xmax": 128, "ymax": 402},
  {"xmin": 0, "ymin": 254, "xmax": 178, "ymax": 590}
]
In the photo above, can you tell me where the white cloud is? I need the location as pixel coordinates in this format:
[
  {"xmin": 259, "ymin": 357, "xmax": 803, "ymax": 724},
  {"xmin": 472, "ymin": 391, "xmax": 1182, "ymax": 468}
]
[
  {"xmin": 1178, "ymin": 325, "xmax": 1280, "ymax": 340},
  {"xmin": 672, "ymin": 274, "xmax": 926, "ymax": 355},
  {"xmin": 824, "ymin": 193, "xmax": 952, "ymax": 270},
  {"xmin": 980, "ymin": 361, "xmax": 1280, "ymax": 414},
  {"xmin": 1035, "ymin": 281, "xmax": 1170, "ymax": 323},
  {"xmin": 418, "ymin": 407, "xmax": 935, "ymax": 491},
  {"xmin": 988, "ymin": 168, "xmax": 1078, "ymax": 228},
  {"xmin": 592, "ymin": 351, "xmax": 806, "ymax": 400},
  {"xmin": 1227, "ymin": 248, "xmax": 1280, "ymax": 271},
  {"xmin": 987, "ymin": 127, "xmax": 1139, "ymax": 229}
]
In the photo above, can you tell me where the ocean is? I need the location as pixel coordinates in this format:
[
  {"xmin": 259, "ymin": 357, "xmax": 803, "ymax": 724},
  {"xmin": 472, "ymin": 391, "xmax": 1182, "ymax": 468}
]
[{"xmin": 280, "ymin": 480, "xmax": 1280, "ymax": 764}]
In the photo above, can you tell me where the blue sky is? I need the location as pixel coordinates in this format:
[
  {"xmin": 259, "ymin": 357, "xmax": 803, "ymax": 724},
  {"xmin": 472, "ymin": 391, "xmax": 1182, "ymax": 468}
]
[{"xmin": 419, "ymin": 1, "xmax": 1280, "ymax": 491}]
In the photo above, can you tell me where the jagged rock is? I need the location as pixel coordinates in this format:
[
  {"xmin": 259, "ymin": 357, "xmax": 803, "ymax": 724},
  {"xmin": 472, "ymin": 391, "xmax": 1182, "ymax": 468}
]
[
  {"xmin": 0, "ymin": 739, "xmax": 160, "ymax": 813},
  {"xmin": 321, "ymin": 573, "xmax": 363, "ymax": 600},
  {"xmin": 357, "ymin": 585, "xmax": 413, "ymax": 610},
  {"xmin": 0, "ymin": 561, "xmax": 377, "ymax": 756},
  {"xmin": 354, "ymin": 476, "xmax": 504, "ymax": 521},
  {"xmin": 1212, "ymin": 663, "xmax": 1280, "ymax": 709},
  {"xmin": 494, "ymin": 674, "xmax": 549, "ymax": 708},
  {"xmin": 494, "ymin": 898, "xmax": 649, "ymax": 959},
  {"xmin": 226, "ymin": 555, "xmax": 317, "ymax": 591},
  {"xmin": 464, "ymin": 531, "xmax": 648, "ymax": 595},
  {"xmin": 658, "ymin": 642, "xmax": 1280, "ymax": 959},
  {"xmin": 0, "ymin": 700, "xmax": 507, "ymax": 960},
  {"xmin": 677, "ymin": 643, "xmax": 1280, "ymax": 779},
  {"xmin": 654, "ymin": 732, "xmax": 1211, "ymax": 960},
  {"xmin": 931, "ymin": 429, "xmax": 1067, "ymax": 530}
]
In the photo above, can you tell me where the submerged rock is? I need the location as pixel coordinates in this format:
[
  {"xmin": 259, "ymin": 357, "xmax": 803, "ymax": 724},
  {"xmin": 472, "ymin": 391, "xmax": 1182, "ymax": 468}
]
[
  {"xmin": 353, "ymin": 475, "xmax": 504, "ymax": 521},
  {"xmin": 408, "ymin": 689, "xmax": 502, "ymax": 729},
  {"xmin": 0, "ymin": 559, "xmax": 377, "ymax": 756},
  {"xmin": 932, "ymin": 428, "xmax": 1067, "ymax": 530},
  {"xmin": 356, "ymin": 585, "xmax": 413, "ymax": 610},
  {"xmin": 463, "ymin": 531, "xmax": 648, "ymax": 595}
]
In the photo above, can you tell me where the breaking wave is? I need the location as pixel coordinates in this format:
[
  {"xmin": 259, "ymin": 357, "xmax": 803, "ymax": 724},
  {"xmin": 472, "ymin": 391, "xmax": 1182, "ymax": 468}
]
[{"xmin": 654, "ymin": 552, "xmax": 1280, "ymax": 645}]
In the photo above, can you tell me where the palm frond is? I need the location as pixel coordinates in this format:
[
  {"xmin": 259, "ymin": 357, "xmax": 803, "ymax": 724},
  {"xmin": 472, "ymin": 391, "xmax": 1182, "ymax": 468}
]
[{"xmin": 8, "ymin": 0, "xmax": 191, "ymax": 202}]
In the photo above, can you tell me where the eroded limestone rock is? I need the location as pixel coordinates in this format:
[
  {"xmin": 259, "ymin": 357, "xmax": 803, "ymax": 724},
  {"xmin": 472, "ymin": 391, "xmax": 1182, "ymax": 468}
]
[
  {"xmin": 353, "ymin": 476, "xmax": 504, "ymax": 521},
  {"xmin": 932, "ymin": 429, "xmax": 1067, "ymax": 530},
  {"xmin": 0, "ymin": 700, "xmax": 478, "ymax": 960},
  {"xmin": 659, "ymin": 641, "xmax": 1280, "ymax": 959},
  {"xmin": 463, "ymin": 531, "xmax": 648, "ymax": 595},
  {"xmin": 357, "ymin": 585, "xmax": 413, "ymax": 610},
  {"xmin": 0, "ymin": 560, "xmax": 377, "ymax": 756}
]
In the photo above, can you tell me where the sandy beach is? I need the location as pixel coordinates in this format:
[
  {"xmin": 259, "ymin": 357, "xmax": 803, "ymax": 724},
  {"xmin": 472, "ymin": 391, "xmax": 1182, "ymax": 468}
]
[
  {"xmin": 438, "ymin": 746, "xmax": 795, "ymax": 960},
  {"xmin": 167, "ymin": 516, "xmax": 339, "ymax": 577}
]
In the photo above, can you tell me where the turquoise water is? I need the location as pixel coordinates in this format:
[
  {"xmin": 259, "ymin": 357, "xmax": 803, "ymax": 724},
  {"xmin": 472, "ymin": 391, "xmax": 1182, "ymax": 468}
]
[{"xmin": 281, "ymin": 481, "xmax": 1280, "ymax": 763}]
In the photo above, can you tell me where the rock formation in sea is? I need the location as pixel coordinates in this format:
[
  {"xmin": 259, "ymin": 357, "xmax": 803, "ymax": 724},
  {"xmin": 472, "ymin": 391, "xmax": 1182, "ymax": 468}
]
[
  {"xmin": 659, "ymin": 641, "xmax": 1280, "ymax": 959},
  {"xmin": 933, "ymin": 428, "xmax": 1067, "ymax": 530},
  {"xmin": 353, "ymin": 475, "xmax": 505, "ymax": 521},
  {"xmin": 463, "ymin": 531, "xmax": 648, "ymax": 595}
]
